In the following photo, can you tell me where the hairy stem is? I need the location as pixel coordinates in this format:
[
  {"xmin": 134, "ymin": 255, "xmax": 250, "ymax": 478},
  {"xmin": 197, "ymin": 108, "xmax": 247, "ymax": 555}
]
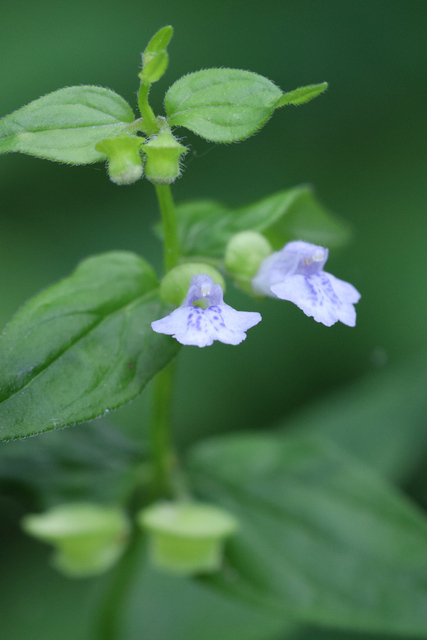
[
  {"xmin": 155, "ymin": 184, "xmax": 180, "ymax": 272},
  {"xmin": 137, "ymin": 82, "xmax": 159, "ymax": 135}
]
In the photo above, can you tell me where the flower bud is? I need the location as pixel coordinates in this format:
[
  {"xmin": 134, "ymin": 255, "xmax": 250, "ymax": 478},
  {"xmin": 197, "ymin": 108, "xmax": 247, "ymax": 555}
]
[
  {"xmin": 141, "ymin": 51, "xmax": 169, "ymax": 84},
  {"xmin": 143, "ymin": 130, "xmax": 187, "ymax": 185},
  {"xmin": 96, "ymin": 136, "xmax": 144, "ymax": 185},
  {"xmin": 160, "ymin": 263, "xmax": 225, "ymax": 306},
  {"xmin": 225, "ymin": 231, "xmax": 273, "ymax": 295},
  {"xmin": 22, "ymin": 503, "xmax": 129, "ymax": 578},
  {"xmin": 138, "ymin": 501, "xmax": 238, "ymax": 574},
  {"xmin": 139, "ymin": 26, "xmax": 173, "ymax": 84}
]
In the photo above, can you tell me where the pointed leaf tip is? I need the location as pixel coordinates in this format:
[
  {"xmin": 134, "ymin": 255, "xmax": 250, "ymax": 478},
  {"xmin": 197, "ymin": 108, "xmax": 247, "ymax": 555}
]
[
  {"xmin": 144, "ymin": 26, "xmax": 173, "ymax": 55},
  {"xmin": 276, "ymin": 82, "xmax": 328, "ymax": 108}
]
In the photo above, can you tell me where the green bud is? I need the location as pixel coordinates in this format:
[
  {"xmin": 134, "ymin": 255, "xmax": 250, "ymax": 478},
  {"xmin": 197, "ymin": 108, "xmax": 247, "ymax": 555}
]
[
  {"xmin": 225, "ymin": 231, "xmax": 272, "ymax": 295},
  {"xmin": 95, "ymin": 136, "xmax": 144, "ymax": 185},
  {"xmin": 141, "ymin": 51, "xmax": 169, "ymax": 85},
  {"xmin": 143, "ymin": 130, "xmax": 187, "ymax": 185},
  {"xmin": 139, "ymin": 26, "xmax": 173, "ymax": 85},
  {"xmin": 138, "ymin": 501, "xmax": 238, "ymax": 574},
  {"xmin": 160, "ymin": 263, "xmax": 225, "ymax": 306},
  {"xmin": 22, "ymin": 503, "xmax": 129, "ymax": 578}
]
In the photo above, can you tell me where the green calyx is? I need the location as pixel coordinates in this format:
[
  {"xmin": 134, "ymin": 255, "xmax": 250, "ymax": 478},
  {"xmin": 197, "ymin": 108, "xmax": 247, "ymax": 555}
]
[
  {"xmin": 143, "ymin": 130, "xmax": 187, "ymax": 185},
  {"xmin": 96, "ymin": 136, "xmax": 144, "ymax": 185},
  {"xmin": 22, "ymin": 503, "xmax": 129, "ymax": 577},
  {"xmin": 160, "ymin": 263, "xmax": 225, "ymax": 306},
  {"xmin": 138, "ymin": 501, "xmax": 238, "ymax": 574},
  {"xmin": 225, "ymin": 231, "xmax": 272, "ymax": 295}
]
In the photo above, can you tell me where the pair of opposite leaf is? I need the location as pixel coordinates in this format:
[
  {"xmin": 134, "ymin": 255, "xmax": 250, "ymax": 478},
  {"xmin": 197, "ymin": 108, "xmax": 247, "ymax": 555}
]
[
  {"xmin": 0, "ymin": 26, "xmax": 329, "ymax": 170},
  {"xmin": 152, "ymin": 241, "xmax": 361, "ymax": 347}
]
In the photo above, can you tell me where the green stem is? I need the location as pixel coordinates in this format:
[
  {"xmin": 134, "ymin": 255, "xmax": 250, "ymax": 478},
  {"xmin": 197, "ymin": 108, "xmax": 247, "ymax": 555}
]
[
  {"xmin": 150, "ymin": 361, "xmax": 176, "ymax": 498},
  {"xmin": 94, "ymin": 525, "xmax": 143, "ymax": 640},
  {"xmin": 155, "ymin": 184, "xmax": 180, "ymax": 272},
  {"xmin": 94, "ymin": 153, "xmax": 182, "ymax": 640},
  {"xmin": 137, "ymin": 82, "xmax": 159, "ymax": 135}
]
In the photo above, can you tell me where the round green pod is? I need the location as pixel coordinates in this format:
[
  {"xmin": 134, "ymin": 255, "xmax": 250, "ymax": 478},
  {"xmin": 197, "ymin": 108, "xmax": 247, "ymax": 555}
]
[
  {"xmin": 225, "ymin": 231, "xmax": 272, "ymax": 295},
  {"xmin": 160, "ymin": 263, "xmax": 225, "ymax": 306},
  {"xmin": 22, "ymin": 503, "xmax": 129, "ymax": 578},
  {"xmin": 138, "ymin": 501, "xmax": 238, "ymax": 574}
]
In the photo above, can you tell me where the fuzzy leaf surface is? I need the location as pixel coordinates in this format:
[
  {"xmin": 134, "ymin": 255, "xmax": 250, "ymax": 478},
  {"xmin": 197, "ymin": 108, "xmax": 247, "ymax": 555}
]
[
  {"xmin": 276, "ymin": 82, "xmax": 328, "ymax": 107},
  {"xmin": 165, "ymin": 69, "xmax": 282, "ymax": 142},
  {"xmin": 0, "ymin": 86, "xmax": 135, "ymax": 164}
]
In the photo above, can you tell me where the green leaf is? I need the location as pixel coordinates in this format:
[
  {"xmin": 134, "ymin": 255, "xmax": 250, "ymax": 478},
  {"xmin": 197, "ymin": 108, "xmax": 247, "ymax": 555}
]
[
  {"xmin": 0, "ymin": 421, "xmax": 138, "ymax": 507},
  {"xmin": 124, "ymin": 563, "xmax": 293, "ymax": 640},
  {"xmin": 140, "ymin": 26, "xmax": 173, "ymax": 84},
  {"xmin": 291, "ymin": 627, "xmax": 399, "ymax": 640},
  {"xmin": 0, "ymin": 252, "xmax": 178, "ymax": 441},
  {"xmin": 276, "ymin": 82, "xmax": 328, "ymax": 107},
  {"xmin": 190, "ymin": 433, "xmax": 427, "ymax": 636},
  {"xmin": 144, "ymin": 25, "xmax": 174, "ymax": 56},
  {"xmin": 284, "ymin": 356, "xmax": 427, "ymax": 483},
  {"xmin": 0, "ymin": 86, "xmax": 135, "ymax": 164},
  {"xmin": 173, "ymin": 187, "xmax": 349, "ymax": 261},
  {"xmin": 165, "ymin": 69, "xmax": 282, "ymax": 142}
]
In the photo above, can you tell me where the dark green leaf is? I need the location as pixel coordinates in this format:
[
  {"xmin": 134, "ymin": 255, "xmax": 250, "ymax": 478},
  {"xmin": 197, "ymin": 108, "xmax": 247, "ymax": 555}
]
[
  {"xmin": 0, "ymin": 86, "xmax": 135, "ymax": 164},
  {"xmin": 124, "ymin": 563, "xmax": 292, "ymax": 640},
  {"xmin": 0, "ymin": 252, "xmax": 178, "ymax": 441},
  {"xmin": 165, "ymin": 69, "xmax": 282, "ymax": 142},
  {"xmin": 190, "ymin": 433, "xmax": 427, "ymax": 636},
  {"xmin": 0, "ymin": 421, "xmax": 139, "ymax": 508},
  {"xmin": 291, "ymin": 626, "xmax": 405, "ymax": 640},
  {"xmin": 276, "ymin": 82, "xmax": 328, "ymax": 107},
  {"xmin": 173, "ymin": 187, "xmax": 349, "ymax": 261},
  {"xmin": 284, "ymin": 357, "xmax": 427, "ymax": 483}
]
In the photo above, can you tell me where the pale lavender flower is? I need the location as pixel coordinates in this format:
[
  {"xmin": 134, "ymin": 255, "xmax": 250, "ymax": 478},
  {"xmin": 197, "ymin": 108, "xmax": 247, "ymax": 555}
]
[
  {"xmin": 252, "ymin": 240, "xmax": 360, "ymax": 327},
  {"xmin": 152, "ymin": 274, "xmax": 262, "ymax": 347}
]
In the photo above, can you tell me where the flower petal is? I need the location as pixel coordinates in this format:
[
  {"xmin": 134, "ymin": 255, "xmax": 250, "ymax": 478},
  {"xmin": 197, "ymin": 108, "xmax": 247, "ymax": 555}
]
[
  {"xmin": 326, "ymin": 272, "xmax": 361, "ymax": 304},
  {"xmin": 152, "ymin": 306, "xmax": 213, "ymax": 347},
  {"xmin": 252, "ymin": 250, "xmax": 299, "ymax": 296},
  {"xmin": 271, "ymin": 272, "xmax": 360, "ymax": 327},
  {"xmin": 151, "ymin": 303, "xmax": 261, "ymax": 347},
  {"xmin": 205, "ymin": 304, "xmax": 262, "ymax": 345}
]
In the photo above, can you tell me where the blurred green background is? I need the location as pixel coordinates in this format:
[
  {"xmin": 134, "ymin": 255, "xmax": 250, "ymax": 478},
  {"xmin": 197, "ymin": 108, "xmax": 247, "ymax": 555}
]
[{"xmin": 1, "ymin": 1, "xmax": 427, "ymax": 638}]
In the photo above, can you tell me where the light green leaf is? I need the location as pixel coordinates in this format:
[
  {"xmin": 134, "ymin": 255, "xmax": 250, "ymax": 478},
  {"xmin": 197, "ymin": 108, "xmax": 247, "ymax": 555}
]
[
  {"xmin": 144, "ymin": 25, "xmax": 173, "ymax": 56},
  {"xmin": 190, "ymin": 433, "xmax": 427, "ymax": 636},
  {"xmin": 172, "ymin": 187, "xmax": 349, "ymax": 261},
  {"xmin": 165, "ymin": 69, "xmax": 282, "ymax": 142},
  {"xmin": 0, "ymin": 252, "xmax": 178, "ymax": 441},
  {"xmin": 276, "ymin": 82, "xmax": 328, "ymax": 107},
  {"xmin": 140, "ymin": 26, "xmax": 173, "ymax": 84},
  {"xmin": 0, "ymin": 86, "xmax": 135, "ymax": 164}
]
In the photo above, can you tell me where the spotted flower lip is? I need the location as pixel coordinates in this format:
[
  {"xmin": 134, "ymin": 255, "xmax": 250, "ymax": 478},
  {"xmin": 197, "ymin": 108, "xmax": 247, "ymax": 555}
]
[
  {"xmin": 152, "ymin": 274, "xmax": 262, "ymax": 347},
  {"xmin": 252, "ymin": 240, "xmax": 361, "ymax": 327}
]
